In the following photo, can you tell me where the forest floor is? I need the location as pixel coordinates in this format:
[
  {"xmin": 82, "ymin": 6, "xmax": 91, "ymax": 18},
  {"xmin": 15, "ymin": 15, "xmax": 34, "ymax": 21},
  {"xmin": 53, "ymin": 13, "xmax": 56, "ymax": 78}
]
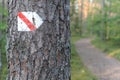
[{"xmin": 75, "ymin": 38, "xmax": 120, "ymax": 80}]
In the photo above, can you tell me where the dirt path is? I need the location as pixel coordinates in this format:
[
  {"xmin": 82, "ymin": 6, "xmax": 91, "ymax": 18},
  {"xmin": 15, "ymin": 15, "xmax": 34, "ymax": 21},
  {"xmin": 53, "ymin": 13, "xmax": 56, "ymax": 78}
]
[{"xmin": 75, "ymin": 38, "xmax": 120, "ymax": 80}]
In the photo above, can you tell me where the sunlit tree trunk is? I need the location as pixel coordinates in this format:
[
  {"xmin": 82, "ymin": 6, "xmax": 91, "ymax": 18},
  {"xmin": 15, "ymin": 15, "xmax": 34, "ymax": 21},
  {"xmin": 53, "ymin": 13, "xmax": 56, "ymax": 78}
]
[
  {"xmin": 88, "ymin": 0, "xmax": 94, "ymax": 36},
  {"xmin": 7, "ymin": 0, "xmax": 70, "ymax": 80}
]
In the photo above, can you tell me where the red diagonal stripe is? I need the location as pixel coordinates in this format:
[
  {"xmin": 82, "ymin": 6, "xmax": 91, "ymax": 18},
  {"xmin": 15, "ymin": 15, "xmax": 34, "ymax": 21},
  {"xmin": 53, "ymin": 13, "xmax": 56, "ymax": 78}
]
[{"xmin": 18, "ymin": 12, "xmax": 36, "ymax": 31}]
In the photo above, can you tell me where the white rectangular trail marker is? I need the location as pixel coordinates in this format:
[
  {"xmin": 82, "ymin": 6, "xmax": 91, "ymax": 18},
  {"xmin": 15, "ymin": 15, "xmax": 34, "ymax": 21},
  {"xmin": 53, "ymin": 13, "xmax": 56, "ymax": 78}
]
[{"xmin": 18, "ymin": 12, "xmax": 43, "ymax": 31}]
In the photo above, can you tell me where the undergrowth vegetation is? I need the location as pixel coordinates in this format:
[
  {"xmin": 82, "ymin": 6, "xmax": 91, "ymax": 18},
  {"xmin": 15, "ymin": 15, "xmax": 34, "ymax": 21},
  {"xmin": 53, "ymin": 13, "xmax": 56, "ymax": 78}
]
[{"xmin": 92, "ymin": 37, "xmax": 120, "ymax": 61}]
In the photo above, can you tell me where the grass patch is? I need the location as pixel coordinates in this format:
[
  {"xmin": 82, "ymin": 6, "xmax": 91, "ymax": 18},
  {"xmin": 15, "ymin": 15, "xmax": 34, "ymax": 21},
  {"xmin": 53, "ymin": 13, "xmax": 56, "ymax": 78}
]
[
  {"xmin": 71, "ymin": 35, "xmax": 97, "ymax": 80},
  {"xmin": 92, "ymin": 37, "xmax": 120, "ymax": 60}
]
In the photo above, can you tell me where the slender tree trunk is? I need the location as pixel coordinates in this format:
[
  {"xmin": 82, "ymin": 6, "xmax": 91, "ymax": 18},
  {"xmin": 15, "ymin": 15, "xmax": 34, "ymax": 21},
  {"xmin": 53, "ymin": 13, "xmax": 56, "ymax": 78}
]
[
  {"xmin": 106, "ymin": 0, "xmax": 111, "ymax": 40},
  {"xmin": 88, "ymin": 0, "xmax": 94, "ymax": 36},
  {"xmin": 79, "ymin": 0, "xmax": 84, "ymax": 36},
  {"xmin": 101, "ymin": 0, "xmax": 106, "ymax": 40},
  {"xmin": 7, "ymin": 0, "xmax": 70, "ymax": 80},
  {"xmin": 102, "ymin": 0, "xmax": 109, "ymax": 40}
]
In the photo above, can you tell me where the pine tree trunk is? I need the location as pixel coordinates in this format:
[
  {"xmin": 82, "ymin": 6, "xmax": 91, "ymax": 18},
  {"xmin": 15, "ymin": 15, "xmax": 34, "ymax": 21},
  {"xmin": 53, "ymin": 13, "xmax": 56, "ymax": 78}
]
[{"xmin": 7, "ymin": 0, "xmax": 70, "ymax": 80}]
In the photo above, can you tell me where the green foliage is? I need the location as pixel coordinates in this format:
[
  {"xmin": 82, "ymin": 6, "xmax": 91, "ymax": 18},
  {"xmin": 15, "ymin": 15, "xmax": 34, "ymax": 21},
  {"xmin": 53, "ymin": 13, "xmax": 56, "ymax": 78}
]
[
  {"xmin": 0, "ymin": 4, "xmax": 7, "ymax": 80},
  {"xmin": 87, "ymin": 0, "xmax": 120, "ymax": 60},
  {"xmin": 92, "ymin": 37, "xmax": 120, "ymax": 61},
  {"xmin": 0, "ymin": 27, "xmax": 7, "ymax": 80},
  {"xmin": 0, "ymin": 22, "xmax": 7, "ymax": 30},
  {"xmin": 86, "ymin": 0, "xmax": 120, "ymax": 41},
  {"xmin": 0, "ymin": 4, "xmax": 8, "ymax": 17}
]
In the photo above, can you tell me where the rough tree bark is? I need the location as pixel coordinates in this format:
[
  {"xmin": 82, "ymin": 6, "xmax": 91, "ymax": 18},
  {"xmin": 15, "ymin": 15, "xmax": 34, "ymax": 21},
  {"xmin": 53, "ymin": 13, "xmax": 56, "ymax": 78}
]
[{"xmin": 7, "ymin": 0, "xmax": 70, "ymax": 80}]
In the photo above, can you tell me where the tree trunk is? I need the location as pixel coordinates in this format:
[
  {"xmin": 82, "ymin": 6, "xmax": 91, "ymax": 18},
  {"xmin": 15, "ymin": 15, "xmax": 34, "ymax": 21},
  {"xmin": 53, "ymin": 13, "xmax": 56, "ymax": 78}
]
[
  {"xmin": 101, "ymin": 0, "xmax": 106, "ymax": 40},
  {"xmin": 79, "ymin": 0, "xmax": 84, "ymax": 36},
  {"xmin": 106, "ymin": 0, "xmax": 111, "ymax": 40},
  {"xmin": 7, "ymin": 0, "xmax": 70, "ymax": 80}
]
